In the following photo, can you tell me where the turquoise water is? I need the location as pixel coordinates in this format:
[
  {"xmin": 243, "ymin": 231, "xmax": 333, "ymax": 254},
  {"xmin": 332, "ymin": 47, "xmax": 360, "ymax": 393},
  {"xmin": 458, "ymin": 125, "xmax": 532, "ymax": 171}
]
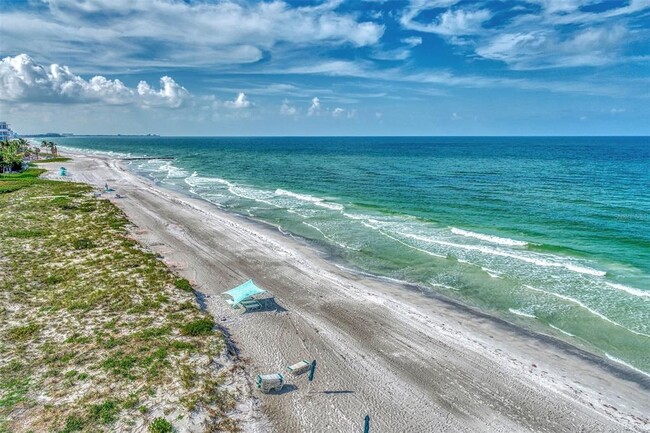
[{"xmin": 52, "ymin": 136, "xmax": 650, "ymax": 374}]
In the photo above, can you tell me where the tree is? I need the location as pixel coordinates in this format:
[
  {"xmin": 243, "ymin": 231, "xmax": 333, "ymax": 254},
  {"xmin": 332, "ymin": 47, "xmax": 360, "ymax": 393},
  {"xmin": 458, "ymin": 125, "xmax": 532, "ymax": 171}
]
[
  {"xmin": 0, "ymin": 139, "xmax": 25, "ymax": 173},
  {"xmin": 40, "ymin": 140, "xmax": 58, "ymax": 156}
]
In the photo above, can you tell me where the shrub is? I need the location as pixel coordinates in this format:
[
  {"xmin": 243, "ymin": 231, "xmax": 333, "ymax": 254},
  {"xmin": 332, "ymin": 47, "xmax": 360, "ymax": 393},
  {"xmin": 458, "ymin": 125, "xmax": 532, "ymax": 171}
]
[
  {"xmin": 51, "ymin": 196, "xmax": 76, "ymax": 209},
  {"xmin": 88, "ymin": 399, "xmax": 120, "ymax": 424},
  {"xmin": 73, "ymin": 238, "xmax": 94, "ymax": 250},
  {"xmin": 180, "ymin": 318, "xmax": 214, "ymax": 336},
  {"xmin": 8, "ymin": 323, "xmax": 40, "ymax": 341},
  {"xmin": 33, "ymin": 157, "xmax": 71, "ymax": 163},
  {"xmin": 6, "ymin": 229, "xmax": 49, "ymax": 238},
  {"xmin": 59, "ymin": 415, "xmax": 85, "ymax": 433},
  {"xmin": 149, "ymin": 417, "xmax": 173, "ymax": 433},
  {"xmin": 101, "ymin": 353, "xmax": 137, "ymax": 378},
  {"xmin": 44, "ymin": 274, "xmax": 64, "ymax": 285},
  {"xmin": 174, "ymin": 278, "xmax": 193, "ymax": 292}
]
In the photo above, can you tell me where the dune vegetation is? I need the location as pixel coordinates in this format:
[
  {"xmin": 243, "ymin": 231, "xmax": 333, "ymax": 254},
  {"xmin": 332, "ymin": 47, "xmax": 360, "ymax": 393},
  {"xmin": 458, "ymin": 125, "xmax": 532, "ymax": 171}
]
[{"xmin": 0, "ymin": 169, "xmax": 242, "ymax": 432}]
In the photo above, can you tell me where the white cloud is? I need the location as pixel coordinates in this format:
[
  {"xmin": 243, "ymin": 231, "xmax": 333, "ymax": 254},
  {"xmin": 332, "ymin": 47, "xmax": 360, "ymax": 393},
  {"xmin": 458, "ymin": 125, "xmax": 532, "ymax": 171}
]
[
  {"xmin": 370, "ymin": 36, "xmax": 424, "ymax": 61},
  {"xmin": 137, "ymin": 76, "xmax": 188, "ymax": 108},
  {"xmin": 0, "ymin": 0, "xmax": 384, "ymax": 70},
  {"xmin": 224, "ymin": 92, "xmax": 252, "ymax": 109},
  {"xmin": 399, "ymin": 0, "xmax": 647, "ymax": 70},
  {"xmin": 401, "ymin": 36, "xmax": 423, "ymax": 47},
  {"xmin": 0, "ymin": 54, "xmax": 189, "ymax": 107},
  {"xmin": 332, "ymin": 107, "xmax": 345, "ymax": 117},
  {"xmin": 401, "ymin": 1, "xmax": 491, "ymax": 36},
  {"xmin": 476, "ymin": 25, "xmax": 629, "ymax": 69},
  {"xmin": 280, "ymin": 99, "xmax": 298, "ymax": 116},
  {"xmin": 308, "ymin": 97, "xmax": 321, "ymax": 116}
]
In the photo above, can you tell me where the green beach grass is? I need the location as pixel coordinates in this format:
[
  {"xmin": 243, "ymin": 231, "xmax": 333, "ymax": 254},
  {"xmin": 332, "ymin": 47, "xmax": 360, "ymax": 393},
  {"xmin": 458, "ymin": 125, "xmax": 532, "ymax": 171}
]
[
  {"xmin": 0, "ymin": 169, "xmax": 241, "ymax": 432},
  {"xmin": 32, "ymin": 157, "xmax": 73, "ymax": 164}
]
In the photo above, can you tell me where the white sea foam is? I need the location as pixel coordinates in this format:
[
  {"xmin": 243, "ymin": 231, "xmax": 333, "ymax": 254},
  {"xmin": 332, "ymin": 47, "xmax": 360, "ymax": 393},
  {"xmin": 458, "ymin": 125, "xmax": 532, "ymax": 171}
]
[
  {"xmin": 481, "ymin": 267, "xmax": 502, "ymax": 278},
  {"xmin": 275, "ymin": 189, "xmax": 344, "ymax": 211},
  {"xmin": 303, "ymin": 222, "xmax": 357, "ymax": 250},
  {"xmin": 185, "ymin": 174, "xmax": 278, "ymax": 207},
  {"xmin": 58, "ymin": 145, "xmax": 132, "ymax": 159},
  {"xmin": 342, "ymin": 212, "xmax": 368, "ymax": 220},
  {"xmin": 549, "ymin": 324, "xmax": 575, "ymax": 337},
  {"xmin": 605, "ymin": 353, "xmax": 650, "ymax": 378},
  {"xmin": 156, "ymin": 161, "xmax": 188, "ymax": 179},
  {"xmin": 523, "ymin": 285, "xmax": 650, "ymax": 338},
  {"xmin": 451, "ymin": 227, "xmax": 528, "ymax": 247},
  {"xmin": 361, "ymin": 221, "xmax": 379, "ymax": 230},
  {"xmin": 431, "ymin": 282, "xmax": 458, "ymax": 291},
  {"xmin": 509, "ymin": 308, "xmax": 536, "ymax": 318},
  {"xmin": 398, "ymin": 232, "xmax": 606, "ymax": 277},
  {"xmin": 373, "ymin": 230, "xmax": 446, "ymax": 258},
  {"xmin": 605, "ymin": 282, "xmax": 650, "ymax": 299}
]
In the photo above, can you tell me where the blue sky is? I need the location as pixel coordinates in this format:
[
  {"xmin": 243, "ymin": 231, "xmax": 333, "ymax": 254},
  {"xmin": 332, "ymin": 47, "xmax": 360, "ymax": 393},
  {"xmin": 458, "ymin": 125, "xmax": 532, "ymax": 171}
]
[{"xmin": 0, "ymin": 0, "xmax": 648, "ymax": 135}]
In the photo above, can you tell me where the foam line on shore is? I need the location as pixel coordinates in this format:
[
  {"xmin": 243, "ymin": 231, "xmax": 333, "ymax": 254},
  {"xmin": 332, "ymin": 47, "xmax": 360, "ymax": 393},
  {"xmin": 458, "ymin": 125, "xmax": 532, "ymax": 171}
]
[
  {"xmin": 524, "ymin": 285, "xmax": 650, "ymax": 338},
  {"xmin": 451, "ymin": 227, "xmax": 529, "ymax": 247}
]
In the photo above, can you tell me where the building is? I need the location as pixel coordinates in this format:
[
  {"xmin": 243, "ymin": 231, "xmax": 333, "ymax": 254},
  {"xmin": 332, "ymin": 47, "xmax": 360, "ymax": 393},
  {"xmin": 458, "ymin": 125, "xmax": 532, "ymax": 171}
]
[{"xmin": 0, "ymin": 122, "xmax": 16, "ymax": 141}]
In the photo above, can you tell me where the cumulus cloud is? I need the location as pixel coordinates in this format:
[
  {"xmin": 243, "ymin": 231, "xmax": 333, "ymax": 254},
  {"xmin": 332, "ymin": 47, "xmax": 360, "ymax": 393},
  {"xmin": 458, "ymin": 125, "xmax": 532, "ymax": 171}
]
[
  {"xmin": 280, "ymin": 99, "xmax": 298, "ymax": 116},
  {"xmin": 0, "ymin": 0, "xmax": 384, "ymax": 70},
  {"xmin": 331, "ymin": 107, "xmax": 357, "ymax": 118},
  {"xmin": 308, "ymin": 97, "xmax": 321, "ymax": 116},
  {"xmin": 224, "ymin": 92, "xmax": 252, "ymax": 109},
  {"xmin": 0, "ymin": 54, "xmax": 189, "ymax": 107}
]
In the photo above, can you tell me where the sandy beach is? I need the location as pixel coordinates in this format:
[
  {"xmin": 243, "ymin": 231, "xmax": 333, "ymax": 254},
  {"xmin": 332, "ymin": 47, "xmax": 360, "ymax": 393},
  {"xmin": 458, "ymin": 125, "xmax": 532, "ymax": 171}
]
[{"xmin": 42, "ymin": 151, "xmax": 649, "ymax": 433}]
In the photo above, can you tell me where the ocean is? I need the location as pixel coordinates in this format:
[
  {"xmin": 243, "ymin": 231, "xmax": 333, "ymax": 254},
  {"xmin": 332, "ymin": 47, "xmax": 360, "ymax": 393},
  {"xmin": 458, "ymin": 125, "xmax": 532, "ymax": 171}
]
[{"xmin": 51, "ymin": 136, "xmax": 650, "ymax": 375}]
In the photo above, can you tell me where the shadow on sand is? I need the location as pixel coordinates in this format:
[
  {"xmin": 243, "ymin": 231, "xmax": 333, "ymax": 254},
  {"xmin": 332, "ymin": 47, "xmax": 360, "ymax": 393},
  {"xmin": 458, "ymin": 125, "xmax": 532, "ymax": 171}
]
[
  {"xmin": 270, "ymin": 384, "xmax": 298, "ymax": 395},
  {"xmin": 243, "ymin": 297, "xmax": 287, "ymax": 314}
]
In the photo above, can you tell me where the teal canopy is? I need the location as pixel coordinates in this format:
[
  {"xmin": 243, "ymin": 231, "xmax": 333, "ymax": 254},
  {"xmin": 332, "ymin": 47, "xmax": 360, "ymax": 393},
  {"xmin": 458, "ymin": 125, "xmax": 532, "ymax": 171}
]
[{"xmin": 223, "ymin": 279, "xmax": 267, "ymax": 306}]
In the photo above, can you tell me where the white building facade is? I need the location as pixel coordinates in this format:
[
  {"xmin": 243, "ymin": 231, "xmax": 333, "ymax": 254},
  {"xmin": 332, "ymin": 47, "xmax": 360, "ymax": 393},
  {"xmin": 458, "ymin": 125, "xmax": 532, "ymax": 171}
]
[{"xmin": 0, "ymin": 122, "xmax": 16, "ymax": 141}]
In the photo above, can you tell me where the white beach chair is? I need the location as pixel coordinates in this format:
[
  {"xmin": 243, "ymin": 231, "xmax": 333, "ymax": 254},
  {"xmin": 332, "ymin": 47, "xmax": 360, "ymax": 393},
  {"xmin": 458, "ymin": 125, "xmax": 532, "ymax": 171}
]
[{"xmin": 287, "ymin": 360, "xmax": 311, "ymax": 376}]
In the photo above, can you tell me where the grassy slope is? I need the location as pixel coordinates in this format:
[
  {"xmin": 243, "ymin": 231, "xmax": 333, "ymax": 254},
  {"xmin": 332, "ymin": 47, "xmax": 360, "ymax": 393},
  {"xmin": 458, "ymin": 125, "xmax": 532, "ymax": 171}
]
[{"xmin": 0, "ymin": 170, "xmax": 241, "ymax": 432}]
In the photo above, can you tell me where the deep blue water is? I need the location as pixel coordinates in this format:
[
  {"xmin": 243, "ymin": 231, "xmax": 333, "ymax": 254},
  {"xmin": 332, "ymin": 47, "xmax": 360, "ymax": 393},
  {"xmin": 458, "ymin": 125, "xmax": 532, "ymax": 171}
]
[{"xmin": 51, "ymin": 136, "xmax": 650, "ymax": 374}]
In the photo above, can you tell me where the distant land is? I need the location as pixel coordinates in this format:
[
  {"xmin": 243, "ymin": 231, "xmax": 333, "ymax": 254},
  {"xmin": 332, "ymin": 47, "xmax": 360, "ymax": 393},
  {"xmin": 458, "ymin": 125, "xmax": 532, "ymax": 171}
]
[{"xmin": 25, "ymin": 133, "xmax": 160, "ymax": 137}]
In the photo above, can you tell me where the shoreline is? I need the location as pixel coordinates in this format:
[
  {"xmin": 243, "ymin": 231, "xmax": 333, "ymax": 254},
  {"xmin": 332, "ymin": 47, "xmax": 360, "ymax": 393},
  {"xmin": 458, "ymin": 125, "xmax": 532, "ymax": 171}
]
[
  {"xmin": 59, "ymin": 143, "xmax": 650, "ymax": 376},
  {"xmin": 124, "ymin": 148, "xmax": 650, "ymax": 383},
  {"xmin": 43, "ymin": 150, "xmax": 649, "ymax": 432}
]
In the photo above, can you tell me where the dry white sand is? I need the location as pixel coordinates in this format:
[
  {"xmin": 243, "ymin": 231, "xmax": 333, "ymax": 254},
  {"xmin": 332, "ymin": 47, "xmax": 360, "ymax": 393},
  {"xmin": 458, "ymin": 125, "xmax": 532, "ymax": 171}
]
[{"xmin": 42, "ymin": 152, "xmax": 649, "ymax": 432}]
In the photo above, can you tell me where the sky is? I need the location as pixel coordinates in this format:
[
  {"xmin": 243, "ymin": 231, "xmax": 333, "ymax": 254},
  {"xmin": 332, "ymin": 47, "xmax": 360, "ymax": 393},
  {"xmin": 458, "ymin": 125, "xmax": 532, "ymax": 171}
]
[{"xmin": 0, "ymin": 0, "xmax": 649, "ymax": 136}]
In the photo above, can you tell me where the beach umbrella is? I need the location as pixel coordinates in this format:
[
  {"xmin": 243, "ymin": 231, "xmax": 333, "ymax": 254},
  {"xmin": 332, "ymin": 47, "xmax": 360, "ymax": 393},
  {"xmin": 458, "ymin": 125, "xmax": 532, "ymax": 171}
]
[
  {"xmin": 308, "ymin": 359, "xmax": 317, "ymax": 382},
  {"xmin": 364, "ymin": 415, "xmax": 370, "ymax": 433}
]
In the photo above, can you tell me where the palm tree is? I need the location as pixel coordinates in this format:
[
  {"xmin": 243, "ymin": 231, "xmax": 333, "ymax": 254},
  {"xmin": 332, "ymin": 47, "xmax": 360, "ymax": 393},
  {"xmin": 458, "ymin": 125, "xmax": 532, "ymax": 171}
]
[{"xmin": 41, "ymin": 140, "xmax": 58, "ymax": 157}]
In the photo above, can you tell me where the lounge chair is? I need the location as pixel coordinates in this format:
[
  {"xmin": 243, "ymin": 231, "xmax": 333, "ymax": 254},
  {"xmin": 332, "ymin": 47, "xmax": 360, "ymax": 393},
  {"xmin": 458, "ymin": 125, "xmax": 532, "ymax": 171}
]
[{"xmin": 287, "ymin": 360, "xmax": 311, "ymax": 376}]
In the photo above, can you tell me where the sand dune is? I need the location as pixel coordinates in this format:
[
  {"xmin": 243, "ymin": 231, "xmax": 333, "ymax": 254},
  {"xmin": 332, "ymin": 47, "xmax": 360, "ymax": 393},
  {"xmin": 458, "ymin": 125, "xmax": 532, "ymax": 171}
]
[{"xmin": 43, "ymin": 151, "xmax": 649, "ymax": 432}]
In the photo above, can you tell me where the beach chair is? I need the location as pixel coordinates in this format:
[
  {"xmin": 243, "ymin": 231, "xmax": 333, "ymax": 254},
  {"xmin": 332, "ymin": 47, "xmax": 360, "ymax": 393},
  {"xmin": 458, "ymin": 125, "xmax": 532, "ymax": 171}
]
[
  {"xmin": 287, "ymin": 360, "xmax": 311, "ymax": 376},
  {"xmin": 256, "ymin": 373, "xmax": 284, "ymax": 393}
]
